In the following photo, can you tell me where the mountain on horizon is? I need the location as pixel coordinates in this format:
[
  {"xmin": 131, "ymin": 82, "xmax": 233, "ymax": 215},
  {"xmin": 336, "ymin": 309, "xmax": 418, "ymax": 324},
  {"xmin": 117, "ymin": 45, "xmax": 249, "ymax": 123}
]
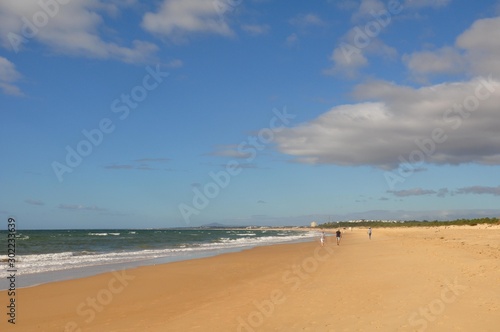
[{"xmin": 199, "ymin": 222, "xmax": 236, "ymax": 228}]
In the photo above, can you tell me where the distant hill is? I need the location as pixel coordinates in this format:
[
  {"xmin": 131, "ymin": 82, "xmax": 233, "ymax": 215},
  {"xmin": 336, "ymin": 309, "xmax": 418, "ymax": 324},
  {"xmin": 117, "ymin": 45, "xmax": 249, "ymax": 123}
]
[{"xmin": 199, "ymin": 223, "xmax": 236, "ymax": 228}]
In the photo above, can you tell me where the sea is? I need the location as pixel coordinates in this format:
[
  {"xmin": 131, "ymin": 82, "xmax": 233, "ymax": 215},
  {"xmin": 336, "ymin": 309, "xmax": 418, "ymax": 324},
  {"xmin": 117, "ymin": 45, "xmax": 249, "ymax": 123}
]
[{"xmin": 0, "ymin": 228, "xmax": 318, "ymax": 289}]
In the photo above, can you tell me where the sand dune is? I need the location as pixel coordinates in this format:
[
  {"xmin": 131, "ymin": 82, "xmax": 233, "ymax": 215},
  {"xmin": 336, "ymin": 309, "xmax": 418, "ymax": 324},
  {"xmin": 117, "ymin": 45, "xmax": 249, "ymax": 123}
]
[{"xmin": 1, "ymin": 225, "xmax": 499, "ymax": 331}]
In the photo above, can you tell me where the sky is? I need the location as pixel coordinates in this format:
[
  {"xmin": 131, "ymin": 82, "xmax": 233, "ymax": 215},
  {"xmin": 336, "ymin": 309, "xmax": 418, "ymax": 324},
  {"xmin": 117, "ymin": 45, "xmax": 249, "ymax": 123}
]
[{"xmin": 1, "ymin": 0, "xmax": 500, "ymax": 229}]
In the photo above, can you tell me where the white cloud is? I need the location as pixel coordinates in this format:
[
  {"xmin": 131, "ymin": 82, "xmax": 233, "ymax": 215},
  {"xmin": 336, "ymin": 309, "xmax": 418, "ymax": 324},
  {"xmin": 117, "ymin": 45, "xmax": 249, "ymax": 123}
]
[
  {"xmin": 404, "ymin": 16, "xmax": 500, "ymax": 79},
  {"xmin": 0, "ymin": 57, "xmax": 20, "ymax": 81},
  {"xmin": 166, "ymin": 59, "xmax": 184, "ymax": 68},
  {"xmin": 335, "ymin": 0, "xmax": 359, "ymax": 11},
  {"xmin": 403, "ymin": 46, "xmax": 466, "ymax": 78},
  {"xmin": 366, "ymin": 38, "xmax": 398, "ymax": 59},
  {"xmin": 275, "ymin": 77, "xmax": 500, "ymax": 169},
  {"xmin": 289, "ymin": 13, "xmax": 326, "ymax": 27},
  {"xmin": 0, "ymin": 56, "xmax": 23, "ymax": 96},
  {"xmin": 0, "ymin": 1, "xmax": 157, "ymax": 63},
  {"xmin": 142, "ymin": 0, "xmax": 233, "ymax": 41},
  {"xmin": 456, "ymin": 16, "xmax": 500, "ymax": 77},
  {"xmin": 327, "ymin": 0, "xmax": 456, "ymax": 78},
  {"xmin": 324, "ymin": 29, "xmax": 396, "ymax": 78},
  {"xmin": 323, "ymin": 42, "xmax": 368, "ymax": 77},
  {"xmin": 324, "ymin": 0, "xmax": 401, "ymax": 79},
  {"xmin": 286, "ymin": 13, "xmax": 326, "ymax": 50},
  {"xmin": 285, "ymin": 33, "xmax": 299, "ymax": 47},
  {"xmin": 351, "ymin": 0, "xmax": 386, "ymax": 22},
  {"xmin": 241, "ymin": 24, "xmax": 270, "ymax": 36}
]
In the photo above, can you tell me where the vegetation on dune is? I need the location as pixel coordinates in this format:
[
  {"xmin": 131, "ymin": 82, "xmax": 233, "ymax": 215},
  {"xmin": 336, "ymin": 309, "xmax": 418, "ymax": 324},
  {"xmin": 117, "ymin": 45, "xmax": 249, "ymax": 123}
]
[{"xmin": 319, "ymin": 217, "xmax": 499, "ymax": 229}]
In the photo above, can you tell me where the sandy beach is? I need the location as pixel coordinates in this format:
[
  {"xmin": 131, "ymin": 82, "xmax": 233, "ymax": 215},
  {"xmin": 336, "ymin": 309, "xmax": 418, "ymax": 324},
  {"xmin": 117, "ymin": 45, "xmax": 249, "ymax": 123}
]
[{"xmin": 2, "ymin": 225, "xmax": 499, "ymax": 331}]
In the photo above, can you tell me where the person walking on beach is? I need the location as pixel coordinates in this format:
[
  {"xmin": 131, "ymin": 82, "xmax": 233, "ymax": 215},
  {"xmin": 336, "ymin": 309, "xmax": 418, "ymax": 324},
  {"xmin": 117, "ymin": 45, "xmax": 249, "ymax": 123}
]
[
  {"xmin": 320, "ymin": 231, "xmax": 325, "ymax": 247},
  {"xmin": 368, "ymin": 227, "xmax": 372, "ymax": 240},
  {"xmin": 335, "ymin": 229, "xmax": 342, "ymax": 245}
]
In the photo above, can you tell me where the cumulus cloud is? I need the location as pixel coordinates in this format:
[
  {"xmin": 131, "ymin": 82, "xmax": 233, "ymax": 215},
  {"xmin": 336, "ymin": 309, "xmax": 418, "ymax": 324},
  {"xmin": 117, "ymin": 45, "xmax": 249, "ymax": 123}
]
[
  {"xmin": 405, "ymin": 16, "xmax": 500, "ymax": 79},
  {"xmin": 324, "ymin": 22, "xmax": 397, "ymax": 77},
  {"xmin": 0, "ymin": 56, "xmax": 23, "ymax": 96},
  {"xmin": 142, "ymin": 0, "xmax": 233, "ymax": 41},
  {"xmin": 403, "ymin": 46, "xmax": 466, "ymax": 79},
  {"xmin": 350, "ymin": 0, "xmax": 386, "ymax": 23},
  {"xmin": 0, "ymin": 1, "xmax": 157, "ymax": 63},
  {"xmin": 323, "ymin": 39, "xmax": 369, "ymax": 77},
  {"xmin": 275, "ymin": 76, "xmax": 500, "ymax": 169},
  {"xmin": 326, "ymin": 0, "xmax": 455, "ymax": 78},
  {"xmin": 457, "ymin": 16, "xmax": 500, "ymax": 77}
]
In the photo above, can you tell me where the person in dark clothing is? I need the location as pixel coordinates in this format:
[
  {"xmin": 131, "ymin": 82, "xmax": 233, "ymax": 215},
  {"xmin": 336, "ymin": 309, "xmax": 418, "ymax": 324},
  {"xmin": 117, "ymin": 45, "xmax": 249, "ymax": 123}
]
[{"xmin": 335, "ymin": 229, "xmax": 342, "ymax": 245}]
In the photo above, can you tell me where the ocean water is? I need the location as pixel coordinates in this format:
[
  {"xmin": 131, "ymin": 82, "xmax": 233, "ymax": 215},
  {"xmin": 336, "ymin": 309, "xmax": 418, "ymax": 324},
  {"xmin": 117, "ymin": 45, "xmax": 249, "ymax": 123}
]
[{"xmin": 0, "ymin": 228, "xmax": 317, "ymax": 288}]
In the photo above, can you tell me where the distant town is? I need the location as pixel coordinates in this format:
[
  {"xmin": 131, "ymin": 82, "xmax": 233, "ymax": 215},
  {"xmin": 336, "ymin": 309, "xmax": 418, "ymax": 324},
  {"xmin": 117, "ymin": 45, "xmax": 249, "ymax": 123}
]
[
  {"xmin": 195, "ymin": 217, "xmax": 499, "ymax": 230},
  {"xmin": 315, "ymin": 217, "xmax": 498, "ymax": 228}
]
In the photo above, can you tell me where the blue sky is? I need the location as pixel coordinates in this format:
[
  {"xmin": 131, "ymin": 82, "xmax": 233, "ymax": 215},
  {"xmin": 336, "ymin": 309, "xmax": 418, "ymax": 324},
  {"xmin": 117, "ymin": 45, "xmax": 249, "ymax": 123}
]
[{"xmin": 1, "ymin": 0, "xmax": 500, "ymax": 229}]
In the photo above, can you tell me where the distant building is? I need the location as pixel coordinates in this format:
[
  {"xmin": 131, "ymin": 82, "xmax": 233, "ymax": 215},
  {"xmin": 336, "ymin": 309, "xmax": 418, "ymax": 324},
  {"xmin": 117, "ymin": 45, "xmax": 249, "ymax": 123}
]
[{"xmin": 310, "ymin": 221, "xmax": 318, "ymax": 228}]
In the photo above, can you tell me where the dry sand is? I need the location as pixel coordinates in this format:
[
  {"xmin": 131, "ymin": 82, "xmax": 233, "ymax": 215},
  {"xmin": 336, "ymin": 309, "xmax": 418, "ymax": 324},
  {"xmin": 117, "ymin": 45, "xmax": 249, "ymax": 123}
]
[{"xmin": 1, "ymin": 225, "xmax": 499, "ymax": 331}]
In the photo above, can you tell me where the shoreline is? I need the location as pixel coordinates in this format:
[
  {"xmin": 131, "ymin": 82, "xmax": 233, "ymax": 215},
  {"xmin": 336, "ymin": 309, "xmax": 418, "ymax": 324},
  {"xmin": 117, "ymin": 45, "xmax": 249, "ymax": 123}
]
[
  {"xmin": 2, "ymin": 224, "xmax": 495, "ymax": 291},
  {"xmin": 1, "ymin": 225, "xmax": 499, "ymax": 331},
  {"xmin": 0, "ymin": 230, "xmax": 320, "ymax": 290}
]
